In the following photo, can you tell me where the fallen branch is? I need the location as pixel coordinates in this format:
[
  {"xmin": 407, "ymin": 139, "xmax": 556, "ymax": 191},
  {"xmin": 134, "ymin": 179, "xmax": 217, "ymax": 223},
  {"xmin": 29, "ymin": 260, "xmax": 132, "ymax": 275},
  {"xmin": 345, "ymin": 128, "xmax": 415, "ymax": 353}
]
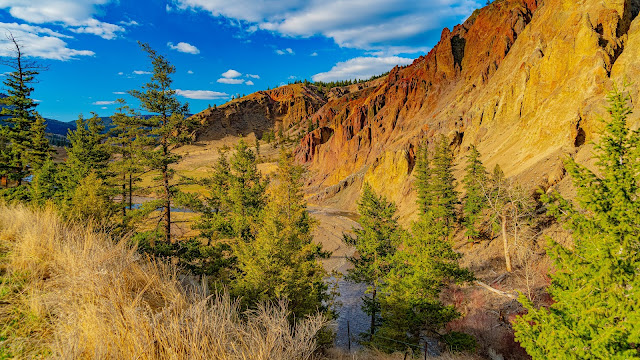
[{"xmin": 476, "ymin": 280, "xmax": 517, "ymax": 299}]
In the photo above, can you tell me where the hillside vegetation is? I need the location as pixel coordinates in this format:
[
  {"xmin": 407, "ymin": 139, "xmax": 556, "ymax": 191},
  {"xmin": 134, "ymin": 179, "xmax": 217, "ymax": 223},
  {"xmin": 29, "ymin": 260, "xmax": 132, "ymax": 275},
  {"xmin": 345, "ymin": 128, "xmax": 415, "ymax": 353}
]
[{"xmin": 0, "ymin": 204, "xmax": 325, "ymax": 359}]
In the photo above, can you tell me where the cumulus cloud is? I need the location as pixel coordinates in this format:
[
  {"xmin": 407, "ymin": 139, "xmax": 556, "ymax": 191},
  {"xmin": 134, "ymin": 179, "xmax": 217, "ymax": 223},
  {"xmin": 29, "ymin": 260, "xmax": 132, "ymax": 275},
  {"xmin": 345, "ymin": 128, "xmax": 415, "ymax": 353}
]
[
  {"xmin": 312, "ymin": 56, "xmax": 412, "ymax": 82},
  {"xmin": 0, "ymin": 22, "xmax": 94, "ymax": 60},
  {"xmin": 310, "ymin": 52, "xmax": 318, "ymax": 56},
  {"xmin": 275, "ymin": 47, "xmax": 294, "ymax": 55},
  {"xmin": 187, "ymin": 70, "xmax": 194, "ymax": 74},
  {"xmin": 171, "ymin": 0, "xmax": 481, "ymax": 54},
  {"xmin": 93, "ymin": 100, "xmax": 116, "ymax": 105},
  {"xmin": 113, "ymin": 91, "xmax": 126, "ymax": 94},
  {"xmin": 245, "ymin": 80, "xmax": 254, "ymax": 86},
  {"xmin": 217, "ymin": 69, "xmax": 247, "ymax": 84},
  {"xmin": 221, "ymin": 69, "xmax": 242, "ymax": 78},
  {"xmin": 0, "ymin": 0, "xmax": 126, "ymax": 40},
  {"xmin": 133, "ymin": 70, "xmax": 152, "ymax": 75},
  {"xmin": 246, "ymin": 73, "xmax": 260, "ymax": 79},
  {"xmin": 167, "ymin": 41, "xmax": 200, "ymax": 54},
  {"xmin": 176, "ymin": 89, "xmax": 228, "ymax": 100},
  {"xmin": 217, "ymin": 78, "xmax": 245, "ymax": 84}
]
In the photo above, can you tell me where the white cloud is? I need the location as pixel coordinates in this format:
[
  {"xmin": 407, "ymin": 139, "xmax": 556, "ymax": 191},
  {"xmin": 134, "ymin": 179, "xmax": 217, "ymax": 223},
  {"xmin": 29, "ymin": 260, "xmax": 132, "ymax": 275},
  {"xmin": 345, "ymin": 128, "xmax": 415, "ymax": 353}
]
[
  {"xmin": 176, "ymin": 89, "xmax": 228, "ymax": 100},
  {"xmin": 69, "ymin": 18, "xmax": 124, "ymax": 40},
  {"xmin": 312, "ymin": 56, "xmax": 412, "ymax": 82},
  {"xmin": 172, "ymin": 0, "xmax": 480, "ymax": 54},
  {"xmin": 133, "ymin": 70, "xmax": 151, "ymax": 75},
  {"xmin": 187, "ymin": 70, "xmax": 194, "ymax": 74},
  {"xmin": 275, "ymin": 47, "xmax": 294, "ymax": 55},
  {"xmin": 245, "ymin": 80, "xmax": 254, "ymax": 86},
  {"xmin": 310, "ymin": 52, "xmax": 318, "ymax": 56},
  {"xmin": 217, "ymin": 69, "xmax": 246, "ymax": 84},
  {"xmin": 221, "ymin": 69, "xmax": 242, "ymax": 78},
  {"xmin": 0, "ymin": 22, "xmax": 95, "ymax": 60},
  {"xmin": 217, "ymin": 78, "xmax": 245, "ymax": 84},
  {"xmin": 120, "ymin": 19, "xmax": 139, "ymax": 26},
  {"xmin": 288, "ymin": 75, "xmax": 297, "ymax": 80},
  {"xmin": 113, "ymin": 91, "xmax": 126, "ymax": 94},
  {"xmin": 93, "ymin": 100, "xmax": 116, "ymax": 105},
  {"xmin": 0, "ymin": 0, "xmax": 126, "ymax": 40},
  {"xmin": 246, "ymin": 73, "xmax": 260, "ymax": 79},
  {"xmin": 117, "ymin": 71, "xmax": 124, "ymax": 75},
  {"xmin": 167, "ymin": 41, "xmax": 200, "ymax": 54},
  {"xmin": 101, "ymin": 106, "xmax": 107, "ymax": 109}
]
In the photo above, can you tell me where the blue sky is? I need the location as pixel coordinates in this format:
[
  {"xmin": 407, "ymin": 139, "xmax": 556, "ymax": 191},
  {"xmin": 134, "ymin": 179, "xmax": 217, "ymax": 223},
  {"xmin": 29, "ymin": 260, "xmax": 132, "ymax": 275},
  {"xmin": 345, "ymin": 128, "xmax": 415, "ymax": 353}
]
[{"xmin": 0, "ymin": 0, "xmax": 482, "ymax": 122}]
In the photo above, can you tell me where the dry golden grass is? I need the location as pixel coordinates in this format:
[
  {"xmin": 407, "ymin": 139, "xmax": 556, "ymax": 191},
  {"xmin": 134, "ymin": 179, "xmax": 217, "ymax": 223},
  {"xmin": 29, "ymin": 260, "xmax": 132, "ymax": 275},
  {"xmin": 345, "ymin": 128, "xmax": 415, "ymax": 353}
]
[{"xmin": 0, "ymin": 204, "xmax": 326, "ymax": 359}]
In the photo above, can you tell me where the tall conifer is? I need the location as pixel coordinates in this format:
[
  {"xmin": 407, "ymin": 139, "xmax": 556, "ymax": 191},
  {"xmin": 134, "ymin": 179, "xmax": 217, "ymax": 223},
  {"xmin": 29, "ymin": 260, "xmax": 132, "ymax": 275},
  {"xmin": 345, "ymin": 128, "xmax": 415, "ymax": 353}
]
[
  {"xmin": 514, "ymin": 87, "xmax": 640, "ymax": 359},
  {"xmin": 461, "ymin": 145, "xmax": 487, "ymax": 240},
  {"xmin": 233, "ymin": 150, "xmax": 330, "ymax": 319},
  {"xmin": 128, "ymin": 43, "xmax": 194, "ymax": 243}
]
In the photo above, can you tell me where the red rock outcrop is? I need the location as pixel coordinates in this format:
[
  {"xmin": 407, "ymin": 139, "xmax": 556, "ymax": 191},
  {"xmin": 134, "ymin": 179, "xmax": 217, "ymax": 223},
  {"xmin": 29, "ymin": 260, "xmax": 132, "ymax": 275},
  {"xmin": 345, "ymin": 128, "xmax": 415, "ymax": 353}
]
[{"xmin": 194, "ymin": 84, "xmax": 326, "ymax": 141}]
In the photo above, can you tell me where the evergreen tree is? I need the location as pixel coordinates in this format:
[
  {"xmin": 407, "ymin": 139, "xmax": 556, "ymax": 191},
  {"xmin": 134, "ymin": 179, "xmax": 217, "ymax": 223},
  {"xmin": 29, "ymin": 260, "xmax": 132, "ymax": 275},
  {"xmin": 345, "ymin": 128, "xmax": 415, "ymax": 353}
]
[
  {"xmin": 128, "ymin": 43, "xmax": 194, "ymax": 243},
  {"xmin": 430, "ymin": 136, "xmax": 459, "ymax": 230},
  {"xmin": 0, "ymin": 34, "xmax": 46, "ymax": 184},
  {"xmin": 60, "ymin": 113, "xmax": 113, "ymax": 220},
  {"xmin": 233, "ymin": 150, "xmax": 330, "ymax": 319},
  {"xmin": 345, "ymin": 183, "xmax": 404, "ymax": 341},
  {"xmin": 379, "ymin": 214, "xmax": 474, "ymax": 350},
  {"xmin": 514, "ymin": 87, "xmax": 640, "ymax": 359},
  {"xmin": 65, "ymin": 113, "xmax": 110, "ymax": 180},
  {"xmin": 461, "ymin": 145, "xmax": 487, "ymax": 240},
  {"xmin": 108, "ymin": 99, "xmax": 146, "ymax": 222},
  {"xmin": 27, "ymin": 115, "xmax": 51, "ymax": 171},
  {"xmin": 414, "ymin": 142, "xmax": 432, "ymax": 214}
]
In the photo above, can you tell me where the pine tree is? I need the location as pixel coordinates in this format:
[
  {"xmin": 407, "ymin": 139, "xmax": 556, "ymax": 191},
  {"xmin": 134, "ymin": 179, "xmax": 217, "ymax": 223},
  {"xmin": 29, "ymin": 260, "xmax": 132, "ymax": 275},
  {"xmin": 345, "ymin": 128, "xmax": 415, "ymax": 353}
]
[
  {"xmin": 514, "ymin": 87, "xmax": 640, "ymax": 359},
  {"xmin": 345, "ymin": 183, "xmax": 404, "ymax": 341},
  {"xmin": 108, "ymin": 99, "xmax": 145, "ymax": 222},
  {"xmin": 27, "ymin": 115, "xmax": 51, "ymax": 172},
  {"xmin": 379, "ymin": 214, "xmax": 474, "ymax": 350},
  {"xmin": 60, "ymin": 113, "xmax": 113, "ymax": 220},
  {"xmin": 430, "ymin": 136, "xmax": 459, "ymax": 230},
  {"xmin": 128, "ymin": 43, "xmax": 194, "ymax": 243},
  {"xmin": 461, "ymin": 145, "xmax": 487, "ymax": 241},
  {"xmin": 233, "ymin": 150, "xmax": 330, "ymax": 319},
  {"xmin": 0, "ymin": 34, "xmax": 46, "ymax": 184},
  {"xmin": 414, "ymin": 142, "xmax": 432, "ymax": 214},
  {"xmin": 64, "ymin": 113, "xmax": 110, "ymax": 180}
]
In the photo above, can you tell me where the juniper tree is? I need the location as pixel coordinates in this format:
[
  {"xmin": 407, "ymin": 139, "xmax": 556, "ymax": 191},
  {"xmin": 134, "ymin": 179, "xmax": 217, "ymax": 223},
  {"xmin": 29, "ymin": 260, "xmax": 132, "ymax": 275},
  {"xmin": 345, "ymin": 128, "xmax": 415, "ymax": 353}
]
[
  {"xmin": 461, "ymin": 145, "xmax": 487, "ymax": 241},
  {"xmin": 0, "ymin": 34, "xmax": 47, "ymax": 184},
  {"xmin": 345, "ymin": 183, "xmax": 404, "ymax": 341},
  {"xmin": 128, "ymin": 43, "xmax": 194, "ymax": 243},
  {"xmin": 233, "ymin": 150, "xmax": 330, "ymax": 319},
  {"xmin": 514, "ymin": 87, "xmax": 640, "ymax": 359}
]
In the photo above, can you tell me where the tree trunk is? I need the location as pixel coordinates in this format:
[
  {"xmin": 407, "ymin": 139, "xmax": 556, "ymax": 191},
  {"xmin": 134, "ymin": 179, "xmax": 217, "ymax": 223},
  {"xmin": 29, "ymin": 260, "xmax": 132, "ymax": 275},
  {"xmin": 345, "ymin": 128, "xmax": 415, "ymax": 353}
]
[
  {"xmin": 121, "ymin": 174, "xmax": 126, "ymax": 219},
  {"xmin": 501, "ymin": 215, "xmax": 512, "ymax": 272},
  {"xmin": 163, "ymin": 162, "xmax": 171, "ymax": 244},
  {"xmin": 370, "ymin": 288, "xmax": 376, "ymax": 341},
  {"xmin": 128, "ymin": 173, "xmax": 133, "ymax": 211}
]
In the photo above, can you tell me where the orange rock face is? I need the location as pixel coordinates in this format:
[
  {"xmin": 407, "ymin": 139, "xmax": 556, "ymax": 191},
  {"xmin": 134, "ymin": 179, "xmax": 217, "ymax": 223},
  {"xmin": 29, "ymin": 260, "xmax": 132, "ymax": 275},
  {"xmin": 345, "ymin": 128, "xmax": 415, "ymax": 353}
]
[{"xmin": 296, "ymin": 0, "xmax": 640, "ymax": 214}]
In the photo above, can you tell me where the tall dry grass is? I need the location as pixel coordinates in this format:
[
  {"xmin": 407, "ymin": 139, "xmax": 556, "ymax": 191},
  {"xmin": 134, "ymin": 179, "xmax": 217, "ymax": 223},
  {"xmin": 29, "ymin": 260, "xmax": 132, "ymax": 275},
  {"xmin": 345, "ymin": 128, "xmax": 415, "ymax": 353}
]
[{"xmin": 0, "ymin": 204, "xmax": 325, "ymax": 359}]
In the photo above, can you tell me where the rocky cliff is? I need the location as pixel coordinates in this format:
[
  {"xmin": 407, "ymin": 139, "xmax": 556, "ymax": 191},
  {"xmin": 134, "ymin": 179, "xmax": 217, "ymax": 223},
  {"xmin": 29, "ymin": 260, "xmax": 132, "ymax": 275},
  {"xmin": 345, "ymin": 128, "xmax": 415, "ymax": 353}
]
[
  {"xmin": 296, "ymin": 0, "xmax": 640, "ymax": 217},
  {"xmin": 194, "ymin": 83, "xmax": 326, "ymax": 141}
]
